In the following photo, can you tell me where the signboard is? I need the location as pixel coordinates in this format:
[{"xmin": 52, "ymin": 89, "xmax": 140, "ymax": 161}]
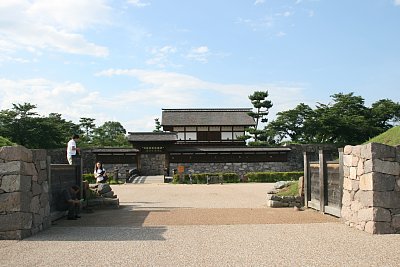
[{"xmin": 177, "ymin": 165, "xmax": 185, "ymax": 173}]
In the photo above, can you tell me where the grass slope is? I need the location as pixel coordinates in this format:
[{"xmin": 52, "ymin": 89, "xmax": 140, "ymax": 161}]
[
  {"xmin": 365, "ymin": 126, "xmax": 400, "ymax": 146},
  {"xmin": 0, "ymin": 136, "xmax": 15, "ymax": 147}
]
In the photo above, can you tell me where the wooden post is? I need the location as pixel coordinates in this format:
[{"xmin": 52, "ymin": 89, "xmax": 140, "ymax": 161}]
[
  {"xmin": 338, "ymin": 148, "xmax": 344, "ymax": 210},
  {"xmin": 319, "ymin": 150, "xmax": 327, "ymax": 213},
  {"xmin": 303, "ymin": 151, "xmax": 311, "ymax": 208}
]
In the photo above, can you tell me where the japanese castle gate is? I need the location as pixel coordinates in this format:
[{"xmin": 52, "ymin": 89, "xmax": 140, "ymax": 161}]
[{"xmin": 128, "ymin": 108, "xmax": 292, "ymax": 176}]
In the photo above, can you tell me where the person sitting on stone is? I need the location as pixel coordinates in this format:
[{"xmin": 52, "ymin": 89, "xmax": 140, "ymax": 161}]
[
  {"xmin": 59, "ymin": 185, "xmax": 82, "ymax": 220},
  {"xmin": 94, "ymin": 161, "xmax": 108, "ymax": 183}
]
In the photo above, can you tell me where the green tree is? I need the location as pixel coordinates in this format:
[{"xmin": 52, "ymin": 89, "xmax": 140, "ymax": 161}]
[
  {"xmin": 79, "ymin": 117, "xmax": 96, "ymax": 145},
  {"xmin": 92, "ymin": 121, "xmax": 129, "ymax": 147},
  {"xmin": 0, "ymin": 103, "xmax": 77, "ymax": 148},
  {"xmin": 266, "ymin": 92, "xmax": 400, "ymax": 146},
  {"xmin": 246, "ymin": 91, "xmax": 273, "ymax": 142},
  {"xmin": 153, "ymin": 118, "xmax": 162, "ymax": 132},
  {"xmin": 265, "ymin": 103, "xmax": 314, "ymax": 144}
]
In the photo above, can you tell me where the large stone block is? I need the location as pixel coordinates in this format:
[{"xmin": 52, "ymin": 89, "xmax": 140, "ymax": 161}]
[
  {"xmin": 357, "ymin": 208, "xmax": 374, "ymax": 221},
  {"xmin": 358, "ymin": 207, "xmax": 391, "ymax": 222},
  {"xmin": 0, "ymin": 212, "xmax": 32, "ymax": 231},
  {"xmin": 356, "ymin": 159, "xmax": 364, "ymax": 176},
  {"xmin": 354, "ymin": 190, "xmax": 374, "ymax": 207},
  {"xmin": 39, "ymin": 193, "xmax": 49, "ymax": 208},
  {"xmin": 0, "ymin": 229, "xmax": 32, "ymax": 240},
  {"xmin": 349, "ymin": 167, "xmax": 358, "ymax": 180},
  {"xmin": 373, "ymin": 191, "xmax": 400, "ymax": 209},
  {"xmin": 343, "ymin": 155, "xmax": 353, "ymax": 167},
  {"xmin": 343, "ymin": 177, "xmax": 353, "ymax": 191},
  {"xmin": 31, "ymin": 149, "xmax": 47, "ymax": 162},
  {"xmin": 364, "ymin": 221, "xmax": 393, "ymax": 234},
  {"xmin": 352, "ymin": 155, "xmax": 359, "ymax": 167},
  {"xmin": 0, "ymin": 146, "xmax": 32, "ymax": 162},
  {"xmin": 0, "ymin": 192, "xmax": 32, "ymax": 212},
  {"xmin": 343, "ymin": 145, "xmax": 353, "ymax": 155},
  {"xmin": 342, "ymin": 190, "xmax": 352, "ymax": 207},
  {"xmin": 0, "ymin": 161, "xmax": 37, "ymax": 176},
  {"xmin": 0, "ymin": 175, "xmax": 31, "ymax": 192},
  {"xmin": 360, "ymin": 172, "xmax": 395, "ymax": 192},
  {"xmin": 361, "ymin": 143, "xmax": 373, "ymax": 160},
  {"xmin": 375, "ymin": 160, "xmax": 399, "ymax": 176},
  {"xmin": 31, "ymin": 182, "xmax": 42, "ymax": 196},
  {"xmin": 30, "ymin": 195, "xmax": 40, "ymax": 214},
  {"xmin": 352, "ymin": 146, "xmax": 361, "ymax": 157},
  {"xmin": 361, "ymin": 143, "xmax": 396, "ymax": 161},
  {"xmin": 392, "ymin": 214, "xmax": 400, "ymax": 230},
  {"xmin": 37, "ymin": 169, "xmax": 48, "ymax": 183},
  {"xmin": 33, "ymin": 213, "xmax": 43, "ymax": 227}
]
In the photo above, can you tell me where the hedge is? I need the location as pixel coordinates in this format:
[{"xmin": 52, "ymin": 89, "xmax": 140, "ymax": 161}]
[
  {"xmin": 246, "ymin": 171, "xmax": 303, "ymax": 183},
  {"xmin": 172, "ymin": 173, "xmax": 240, "ymax": 184}
]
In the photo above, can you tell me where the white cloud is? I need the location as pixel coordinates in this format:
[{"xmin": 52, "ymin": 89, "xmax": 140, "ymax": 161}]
[
  {"xmin": 146, "ymin": 45, "xmax": 178, "ymax": 67},
  {"xmin": 95, "ymin": 68, "xmax": 306, "ymax": 123},
  {"xmin": 276, "ymin": 11, "xmax": 293, "ymax": 17},
  {"xmin": 0, "ymin": 0, "xmax": 110, "ymax": 58},
  {"xmin": 0, "ymin": 78, "xmax": 88, "ymax": 120},
  {"xmin": 276, "ymin": 31, "xmax": 286, "ymax": 37},
  {"xmin": 186, "ymin": 46, "xmax": 210, "ymax": 63},
  {"xmin": 127, "ymin": 0, "xmax": 150, "ymax": 7},
  {"xmin": 395, "ymin": 0, "xmax": 400, "ymax": 6},
  {"xmin": 0, "ymin": 70, "xmax": 306, "ymax": 132},
  {"xmin": 237, "ymin": 16, "xmax": 274, "ymax": 31},
  {"xmin": 254, "ymin": 0, "xmax": 265, "ymax": 5}
]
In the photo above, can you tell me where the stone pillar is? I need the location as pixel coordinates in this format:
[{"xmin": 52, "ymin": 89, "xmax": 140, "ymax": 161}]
[
  {"xmin": 0, "ymin": 146, "xmax": 51, "ymax": 240},
  {"xmin": 341, "ymin": 143, "xmax": 400, "ymax": 234}
]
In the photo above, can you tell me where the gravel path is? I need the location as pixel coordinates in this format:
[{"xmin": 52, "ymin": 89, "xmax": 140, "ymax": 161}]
[{"xmin": 1, "ymin": 183, "xmax": 400, "ymax": 266}]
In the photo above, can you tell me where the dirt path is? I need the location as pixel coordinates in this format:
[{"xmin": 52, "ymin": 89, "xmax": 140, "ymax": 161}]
[{"xmin": 55, "ymin": 183, "xmax": 338, "ymax": 227}]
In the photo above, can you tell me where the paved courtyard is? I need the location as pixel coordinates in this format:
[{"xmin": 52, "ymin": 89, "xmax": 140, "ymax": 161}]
[{"xmin": 1, "ymin": 182, "xmax": 400, "ymax": 266}]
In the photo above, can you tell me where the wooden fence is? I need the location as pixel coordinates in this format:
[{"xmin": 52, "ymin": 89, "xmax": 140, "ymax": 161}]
[
  {"xmin": 49, "ymin": 159, "xmax": 82, "ymax": 218},
  {"xmin": 304, "ymin": 149, "xmax": 343, "ymax": 217}
]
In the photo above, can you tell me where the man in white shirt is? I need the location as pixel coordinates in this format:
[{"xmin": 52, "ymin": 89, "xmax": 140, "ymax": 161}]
[{"xmin": 66, "ymin": 134, "xmax": 80, "ymax": 165}]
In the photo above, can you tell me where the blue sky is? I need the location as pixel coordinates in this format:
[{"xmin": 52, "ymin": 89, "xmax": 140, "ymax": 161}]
[{"xmin": 1, "ymin": 0, "xmax": 400, "ymax": 132}]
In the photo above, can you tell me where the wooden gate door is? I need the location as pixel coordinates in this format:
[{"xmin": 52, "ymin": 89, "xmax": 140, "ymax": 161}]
[{"xmin": 304, "ymin": 149, "xmax": 343, "ymax": 217}]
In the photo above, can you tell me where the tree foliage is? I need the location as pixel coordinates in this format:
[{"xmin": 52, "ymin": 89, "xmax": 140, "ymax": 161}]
[
  {"xmin": 245, "ymin": 91, "xmax": 273, "ymax": 142},
  {"xmin": 0, "ymin": 103, "xmax": 130, "ymax": 148},
  {"xmin": 153, "ymin": 118, "xmax": 162, "ymax": 132},
  {"xmin": 266, "ymin": 93, "xmax": 400, "ymax": 146},
  {"xmin": 92, "ymin": 121, "xmax": 129, "ymax": 147}
]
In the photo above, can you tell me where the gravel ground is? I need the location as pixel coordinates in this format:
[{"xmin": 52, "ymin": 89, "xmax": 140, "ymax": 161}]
[{"xmin": 1, "ymin": 182, "xmax": 400, "ymax": 266}]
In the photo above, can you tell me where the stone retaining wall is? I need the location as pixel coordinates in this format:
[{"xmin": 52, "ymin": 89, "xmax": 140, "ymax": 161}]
[
  {"xmin": 341, "ymin": 143, "xmax": 400, "ymax": 234},
  {"xmin": 0, "ymin": 146, "xmax": 51, "ymax": 240},
  {"xmin": 170, "ymin": 162, "xmax": 298, "ymax": 176}
]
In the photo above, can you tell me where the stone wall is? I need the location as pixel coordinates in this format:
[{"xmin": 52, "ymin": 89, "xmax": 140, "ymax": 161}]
[
  {"xmin": 140, "ymin": 153, "xmax": 165, "ymax": 175},
  {"xmin": 0, "ymin": 146, "xmax": 51, "ymax": 240},
  {"xmin": 341, "ymin": 143, "xmax": 400, "ymax": 234},
  {"xmin": 170, "ymin": 162, "xmax": 298, "ymax": 176}
]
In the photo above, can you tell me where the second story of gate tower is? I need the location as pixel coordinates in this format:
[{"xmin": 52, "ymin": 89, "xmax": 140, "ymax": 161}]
[{"xmin": 161, "ymin": 108, "xmax": 256, "ymax": 146}]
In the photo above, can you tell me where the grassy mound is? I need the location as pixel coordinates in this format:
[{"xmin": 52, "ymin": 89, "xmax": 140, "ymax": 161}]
[
  {"xmin": 365, "ymin": 126, "xmax": 400, "ymax": 146},
  {"xmin": 0, "ymin": 136, "xmax": 15, "ymax": 147}
]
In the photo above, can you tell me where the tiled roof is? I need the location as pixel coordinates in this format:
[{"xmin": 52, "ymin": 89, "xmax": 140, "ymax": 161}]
[
  {"xmin": 161, "ymin": 108, "xmax": 256, "ymax": 126},
  {"xmin": 127, "ymin": 132, "xmax": 178, "ymax": 142}
]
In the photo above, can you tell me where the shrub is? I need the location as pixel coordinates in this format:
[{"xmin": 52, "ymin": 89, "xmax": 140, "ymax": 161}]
[
  {"xmin": 172, "ymin": 173, "xmax": 240, "ymax": 184},
  {"xmin": 246, "ymin": 171, "xmax": 303, "ymax": 183},
  {"xmin": 82, "ymin": 173, "xmax": 118, "ymax": 184}
]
